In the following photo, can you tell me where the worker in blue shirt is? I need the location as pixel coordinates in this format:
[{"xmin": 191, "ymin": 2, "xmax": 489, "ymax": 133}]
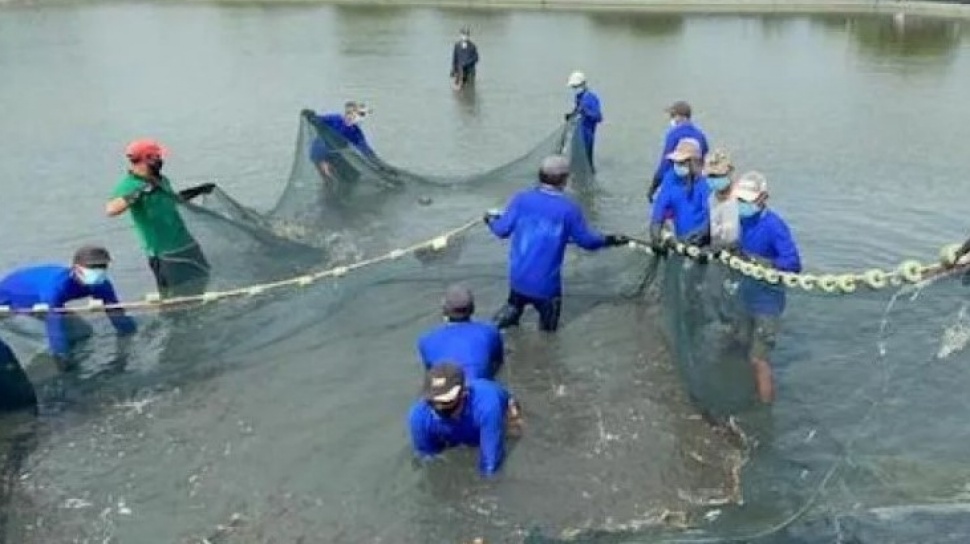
[
  {"xmin": 0, "ymin": 336, "xmax": 36, "ymax": 413},
  {"xmin": 564, "ymin": 71, "xmax": 603, "ymax": 174},
  {"xmin": 301, "ymin": 102, "xmax": 374, "ymax": 180},
  {"xmin": 649, "ymin": 101, "xmax": 709, "ymax": 202},
  {"xmin": 408, "ymin": 363, "xmax": 522, "ymax": 478},
  {"xmin": 417, "ymin": 284, "xmax": 504, "ymax": 381},
  {"xmin": 731, "ymin": 171, "xmax": 802, "ymax": 404},
  {"xmin": 485, "ymin": 155, "xmax": 630, "ymax": 332},
  {"xmin": 649, "ymin": 137, "xmax": 711, "ymax": 251},
  {"xmin": 0, "ymin": 245, "xmax": 138, "ymax": 365}
]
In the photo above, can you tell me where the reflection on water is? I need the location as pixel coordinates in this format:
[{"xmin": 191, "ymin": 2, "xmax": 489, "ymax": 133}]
[
  {"xmin": 586, "ymin": 12, "xmax": 685, "ymax": 38},
  {"xmin": 816, "ymin": 13, "xmax": 963, "ymax": 66}
]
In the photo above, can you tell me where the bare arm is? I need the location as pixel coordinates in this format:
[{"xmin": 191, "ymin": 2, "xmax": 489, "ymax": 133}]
[{"xmin": 105, "ymin": 197, "xmax": 130, "ymax": 217}]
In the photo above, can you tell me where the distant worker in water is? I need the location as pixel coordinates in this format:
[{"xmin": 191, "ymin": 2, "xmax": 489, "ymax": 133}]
[
  {"xmin": 485, "ymin": 155, "xmax": 630, "ymax": 332},
  {"xmin": 731, "ymin": 171, "xmax": 802, "ymax": 404},
  {"xmin": 564, "ymin": 71, "xmax": 603, "ymax": 173},
  {"xmin": 0, "ymin": 335, "xmax": 37, "ymax": 414},
  {"xmin": 302, "ymin": 102, "xmax": 375, "ymax": 180},
  {"xmin": 649, "ymin": 100, "xmax": 709, "ymax": 203},
  {"xmin": 408, "ymin": 363, "xmax": 522, "ymax": 478},
  {"xmin": 0, "ymin": 245, "xmax": 137, "ymax": 368},
  {"xmin": 105, "ymin": 139, "xmax": 212, "ymax": 297},
  {"xmin": 450, "ymin": 26, "xmax": 479, "ymax": 90},
  {"xmin": 417, "ymin": 284, "xmax": 504, "ymax": 381}
]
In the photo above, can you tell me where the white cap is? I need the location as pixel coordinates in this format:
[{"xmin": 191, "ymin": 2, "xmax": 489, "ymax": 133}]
[
  {"xmin": 735, "ymin": 171, "xmax": 769, "ymax": 202},
  {"xmin": 567, "ymin": 71, "xmax": 586, "ymax": 87}
]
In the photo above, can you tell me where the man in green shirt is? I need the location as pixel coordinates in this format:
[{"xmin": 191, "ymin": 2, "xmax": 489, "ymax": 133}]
[{"xmin": 105, "ymin": 139, "xmax": 213, "ymax": 297}]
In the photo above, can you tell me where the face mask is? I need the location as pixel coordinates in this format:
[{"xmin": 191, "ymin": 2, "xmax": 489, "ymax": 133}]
[
  {"xmin": 669, "ymin": 119, "xmax": 678, "ymax": 127},
  {"xmin": 79, "ymin": 267, "xmax": 108, "ymax": 286},
  {"xmin": 148, "ymin": 158, "xmax": 163, "ymax": 177},
  {"xmin": 708, "ymin": 176, "xmax": 731, "ymax": 192},
  {"xmin": 573, "ymin": 87, "xmax": 584, "ymax": 97},
  {"xmin": 673, "ymin": 163, "xmax": 690, "ymax": 178},
  {"xmin": 738, "ymin": 201, "xmax": 761, "ymax": 218}
]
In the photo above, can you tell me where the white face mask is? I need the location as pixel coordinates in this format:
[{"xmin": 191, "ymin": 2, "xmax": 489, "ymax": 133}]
[
  {"xmin": 669, "ymin": 118, "xmax": 678, "ymax": 127},
  {"xmin": 78, "ymin": 267, "xmax": 108, "ymax": 286}
]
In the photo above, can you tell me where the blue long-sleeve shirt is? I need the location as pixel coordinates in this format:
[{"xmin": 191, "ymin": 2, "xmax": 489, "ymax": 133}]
[
  {"xmin": 308, "ymin": 113, "xmax": 375, "ymax": 163},
  {"xmin": 408, "ymin": 379, "xmax": 511, "ymax": 477},
  {"xmin": 573, "ymin": 89, "xmax": 603, "ymax": 145},
  {"xmin": 487, "ymin": 186, "xmax": 607, "ymax": 299},
  {"xmin": 738, "ymin": 209, "xmax": 802, "ymax": 316},
  {"xmin": 0, "ymin": 266, "xmax": 137, "ymax": 358},
  {"xmin": 649, "ymin": 174, "xmax": 711, "ymax": 240},
  {"xmin": 652, "ymin": 121, "xmax": 709, "ymax": 181},
  {"xmin": 417, "ymin": 320, "xmax": 504, "ymax": 381}
]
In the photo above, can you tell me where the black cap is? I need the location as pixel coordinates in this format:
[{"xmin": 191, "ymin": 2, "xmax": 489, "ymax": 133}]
[
  {"xmin": 666, "ymin": 100, "xmax": 692, "ymax": 118},
  {"xmin": 423, "ymin": 363, "xmax": 465, "ymax": 402},
  {"xmin": 73, "ymin": 245, "xmax": 111, "ymax": 268},
  {"xmin": 442, "ymin": 284, "xmax": 475, "ymax": 318}
]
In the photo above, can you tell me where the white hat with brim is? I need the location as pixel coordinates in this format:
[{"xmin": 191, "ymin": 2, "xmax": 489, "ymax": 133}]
[{"xmin": 735, "ymin": 171, "xmax": 768, "ymax": 202}]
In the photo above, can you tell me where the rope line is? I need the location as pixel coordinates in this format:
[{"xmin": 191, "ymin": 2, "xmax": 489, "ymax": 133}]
[{"xmin": 2, "ymin": 219, "xmax": 966, "ymax": 317}]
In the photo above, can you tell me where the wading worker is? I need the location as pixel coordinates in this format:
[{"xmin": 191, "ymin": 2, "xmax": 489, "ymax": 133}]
[
  {"xmin": 485, "ymin": 155, "xmax": 630, "ymax": 333},
  {"xmin": 649, "ymin": 100, "xmax": 709, "ymax": 203},
  {"xmin": 408, "ymin": 363, "xmax": 522, "ymax": 478},
  {"xmin": 564, "ymin": 71, "xmax": 603, "ymax": 173},
  {"xmin": 648, "ymin": 138, "xmax": 711, "ymax": 250},
  {"xmin": 105, "ymin": 139, "xmax": 211, "ymax": 297},
  {"xmin": 417, "ymin": 285, "xmax": 504, "ymax": 381},
  {"xmin": 302, "ymin": 102, "xmax": 375, "ymax": 180},
  {"xmin": 450, "ymin": 26, "xmax": 479, "ymax": 88},
  {"xmin": 733, "ymin": 171, "xmax": 802, "ymax": 404},
  {"xmin": 0, "ymin": 245, "xmax": 137, "ymax": 366}
]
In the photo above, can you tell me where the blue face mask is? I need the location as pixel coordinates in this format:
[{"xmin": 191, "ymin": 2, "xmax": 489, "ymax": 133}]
[
  {"xmin": 673, "ymin": 164, "xmax": 690, "ymax": 178},
  {"xmin": 738, "ymin": 201, "xmax": 761, "ymax": 218},
  {"xmin": 78, "ymin": 267, "xmax": 108, "ymax": 286},
  {"xmin": 708, "ymin": 176, "xmax": 731, "ymax": 192}
]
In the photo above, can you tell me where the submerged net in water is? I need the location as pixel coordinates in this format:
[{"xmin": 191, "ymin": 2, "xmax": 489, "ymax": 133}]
[{"xmin": 2, "ymin": 114, "xmax": 969, "ymax": 544}]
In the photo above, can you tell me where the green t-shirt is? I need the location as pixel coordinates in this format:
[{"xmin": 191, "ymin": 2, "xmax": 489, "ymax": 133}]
[{"xmin": 112, "ymin": 173, "xmax": 195, "ymax": 257}]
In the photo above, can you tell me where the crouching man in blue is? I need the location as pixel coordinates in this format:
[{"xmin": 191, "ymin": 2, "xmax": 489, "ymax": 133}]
[
  {"xmin": 409, "ymin": 363, "xmax": 522, "ymax": 477},
  {"xmin": 486, "ymin": 155, "xmax": 630, "ymax": 332},
  {"xmin": 418, "ymin": 284, "xmax": 503, "ymax": 380},
  {"xmin": 732, "ymin": 172, "xmax": 802, "ymax": 404},
  {"xmin": 301, "ymin": 101, "xmax": 375, "ymax": 180},
  {"xmin": 0, "ymin": 245, "xmax": 137, "ymax": 369}
]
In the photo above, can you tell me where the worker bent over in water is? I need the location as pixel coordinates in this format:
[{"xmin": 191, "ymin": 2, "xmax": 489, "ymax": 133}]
[
  {"xmin": 409, "ymin": 363, "xmax": 522, "ymax": 478},
  {"xmin": 105, "ymin": 139, "xmax": 211, "ymax": 297},
  {"xmin": 485, "ymin": 155, "xmax": 630, "ymax": 332},
  {"xmin": 303, "ymin": 102, "xmax": 374, "ymax": 180},
  {"xmin": 732, "ymin": 171, "xmax": 802, "ymax": 404},
  {"xmin": 0, "ymin": 245, "xmax": 137, "ymax": 368},
  {"xmin": 417, "ymin": 284, "xmax": 504, "ymax": 381}
]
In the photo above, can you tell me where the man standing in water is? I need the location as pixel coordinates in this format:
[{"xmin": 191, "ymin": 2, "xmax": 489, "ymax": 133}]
[
  {"xmin": 417, "ymin": 285, "xmax": 504, "ymax": 381},
  {"xmin": 732, "ymin": 171, "xmax": 801, "ymax": 404},
  {"xmin": 486, "ymin": 155, "xmax": 630, "ymax": 332},
  {"xmin": 649, "ymin": 138, "xmax": 710, "ymax": 249},
  {"xmin": 649, "ymin": 101, "xmax": 709, "ymax": 203},
  {"xmin": 105, "ymin": 139, "xmax": 211, "ymax": 297},
  {"xmin": 564, "ymin": 71, "xmax": 603, "ymax": 173},
  {"xmin": 703, "ymin": 149, "xmax": 739, "ymax": 251},
  {"xmin": 408, "ymin": 363, "xmax": 522, "ymax": 478},
  {"xmin": 450, "ymin": 26, "xmax": 479, "ymax": 90}
]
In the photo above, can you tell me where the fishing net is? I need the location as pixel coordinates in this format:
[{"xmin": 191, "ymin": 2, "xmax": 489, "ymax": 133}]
[{"xmin": 2, "ymin": 112, "xmax": 969, "ymax": 543}]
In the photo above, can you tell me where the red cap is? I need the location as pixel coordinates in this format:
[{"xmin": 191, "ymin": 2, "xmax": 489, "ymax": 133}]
[{"xmin": 125, "ymin": 139, "xmax": 168, "ymax": 162}]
